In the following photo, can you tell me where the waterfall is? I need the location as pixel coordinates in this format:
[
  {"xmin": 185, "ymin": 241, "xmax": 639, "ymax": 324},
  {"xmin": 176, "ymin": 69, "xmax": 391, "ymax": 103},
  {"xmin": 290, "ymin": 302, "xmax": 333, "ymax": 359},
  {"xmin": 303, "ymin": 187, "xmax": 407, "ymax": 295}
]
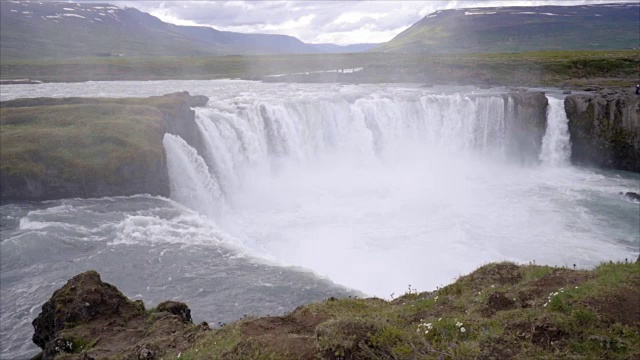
[
  {"xmin": 540, "ymin": 96, "xmax": 571, "ymax": 166},
  {"xmin": 162, "ymin": 134, "xmax": 225, "ymax": 217},
  {"xmin": 162, "ymin": 91, "xmax": 574, "ymax": 213},
  {"xmin": 187, "ymin": 95, "xmax": 516, "ymax": 201}
]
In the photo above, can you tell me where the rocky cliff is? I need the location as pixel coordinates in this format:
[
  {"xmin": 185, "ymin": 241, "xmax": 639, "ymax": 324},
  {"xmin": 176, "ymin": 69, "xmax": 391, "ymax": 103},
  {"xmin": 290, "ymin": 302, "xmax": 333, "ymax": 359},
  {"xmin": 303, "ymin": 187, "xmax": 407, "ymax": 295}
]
[
  {"xmin": 565, "ymin": 90, "xmax": 640, "ymax": 172},
  {"xmin": 0, "ymin": 92, "xmax": 208, "ymax": 202}
]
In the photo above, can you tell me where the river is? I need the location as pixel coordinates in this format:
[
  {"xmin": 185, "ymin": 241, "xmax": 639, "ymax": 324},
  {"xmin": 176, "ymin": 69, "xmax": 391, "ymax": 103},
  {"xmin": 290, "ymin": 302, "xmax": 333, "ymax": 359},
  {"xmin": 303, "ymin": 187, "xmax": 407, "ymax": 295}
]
[{"xmin": 1, "ymin": 81, "xmax": 638, "ymax": 359}]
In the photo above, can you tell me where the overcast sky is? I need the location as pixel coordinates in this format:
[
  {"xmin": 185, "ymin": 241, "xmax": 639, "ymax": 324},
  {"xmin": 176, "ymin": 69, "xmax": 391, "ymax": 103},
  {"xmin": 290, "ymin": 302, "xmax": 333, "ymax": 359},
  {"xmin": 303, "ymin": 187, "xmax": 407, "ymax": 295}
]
[{"xmin": 113, "ymin": 1, "xmax": 634, "ymax": 45}]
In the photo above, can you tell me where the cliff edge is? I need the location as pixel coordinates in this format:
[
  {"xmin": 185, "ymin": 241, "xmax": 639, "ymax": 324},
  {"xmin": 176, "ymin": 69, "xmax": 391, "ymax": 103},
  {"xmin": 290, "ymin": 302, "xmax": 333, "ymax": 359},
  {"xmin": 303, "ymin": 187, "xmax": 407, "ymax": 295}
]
[{"xmin": 565, "ymin": 89, "xmax": 640, "ymax": 172}]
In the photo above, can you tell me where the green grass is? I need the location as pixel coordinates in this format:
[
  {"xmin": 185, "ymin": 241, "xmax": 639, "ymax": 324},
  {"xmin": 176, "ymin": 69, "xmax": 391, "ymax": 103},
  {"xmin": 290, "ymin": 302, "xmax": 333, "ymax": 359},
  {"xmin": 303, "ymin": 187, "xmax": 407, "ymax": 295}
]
[
  {"xmin": 0, "ymin": 98, "xmax": 168, "ymax": 182},
  {"xmin": 179, "ymin": 261, "xmax": 640, "ymax": 359},
  {"xmin": 1, "ymin": 50, "xmax": 637, "ymax": 87}
]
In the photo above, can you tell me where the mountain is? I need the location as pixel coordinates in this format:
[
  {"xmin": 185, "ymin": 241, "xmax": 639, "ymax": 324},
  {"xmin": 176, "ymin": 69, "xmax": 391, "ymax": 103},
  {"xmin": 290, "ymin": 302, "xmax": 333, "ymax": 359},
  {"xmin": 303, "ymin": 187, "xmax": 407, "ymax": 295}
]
[
  {"xmin": 1, "ymin": 2, "xmax": 217, "ymax": 59},
  {"xmin": 377, "ymin": 3, "xmax": 640, "ymax": 53},
  {"xmin": 0, "ymin": 2, "xmax": 373, "ymax": 60},
  {"xmin": 310, "ymin": 43, "xmax": 379, "ymax": 53}
]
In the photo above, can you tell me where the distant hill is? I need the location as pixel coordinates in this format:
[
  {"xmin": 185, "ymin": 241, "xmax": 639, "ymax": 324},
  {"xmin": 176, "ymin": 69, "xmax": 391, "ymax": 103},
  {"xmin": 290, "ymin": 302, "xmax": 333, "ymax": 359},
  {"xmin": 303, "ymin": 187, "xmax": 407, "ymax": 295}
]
[
  {"xmin": 310, "ymin": 43, "xmax": 379, "ymax": 53},
  {"xmin": 0, "ymin": 2, "xmax": 375, "ymax": 60},
  {"xmin": 377, "ymin": 3, "xmax": 640, "ymax": 53}
]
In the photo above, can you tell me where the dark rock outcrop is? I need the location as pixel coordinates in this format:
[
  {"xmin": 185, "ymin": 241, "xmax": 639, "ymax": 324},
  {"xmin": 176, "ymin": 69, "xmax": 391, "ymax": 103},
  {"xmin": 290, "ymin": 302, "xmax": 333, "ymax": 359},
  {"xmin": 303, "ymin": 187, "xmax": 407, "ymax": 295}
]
[
  {"xmin": 156, "ymin": 301, "xmax": 193, "ymax": 323},
  {"xmin": 32, "ymin": 271, "xmax": 143, "ymax": 351},
  {"xmin": 149, "ymin": 92, "xmax": 208, "ymax": 156},
  {"xmin": 169, "ymin": 92, "xmax": 209, "ymax": 108},
  {"xmin": 621, "ymin": 192, "xmax": 640, "ymax": 202},
  {"xmin": 31, "ymin": 270, "xmax": 207, "ymax": 360},
  {"xmin": 0, "ymin": 92, "xmax": 209, "ymax": 202},
  {"xmin": 564, "ymin": 90, "xmax": 640, "ymax": 172}
]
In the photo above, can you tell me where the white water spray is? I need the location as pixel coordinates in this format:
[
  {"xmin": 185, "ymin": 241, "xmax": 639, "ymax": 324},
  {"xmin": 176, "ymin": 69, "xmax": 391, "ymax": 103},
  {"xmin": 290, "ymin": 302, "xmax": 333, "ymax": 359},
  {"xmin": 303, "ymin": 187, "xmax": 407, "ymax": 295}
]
[
  {"xmin": 162, "ymin": 134, "xmax": 225, "ymax": 218},
  {"xmin": 161, "ymin": 86, "xmax": 636, "ymax": 296},
  {"xmin": 182, "ymin": 93, "xmax": 521, "ymax": 204},
  {"xmin": 540, "ymin": 96, "xmax": 572, "ymax": 166}
]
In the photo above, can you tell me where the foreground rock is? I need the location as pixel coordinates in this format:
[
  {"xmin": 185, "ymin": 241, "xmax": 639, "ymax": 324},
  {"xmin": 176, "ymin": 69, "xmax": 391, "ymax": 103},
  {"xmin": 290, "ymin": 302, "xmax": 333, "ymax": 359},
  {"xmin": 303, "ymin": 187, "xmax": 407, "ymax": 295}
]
[
  {"xmin": 34, "ymin": 261, "xmax": 640, "ymax": 359},
  {"xmin": 31, "ymin": 271, "xmax": 208, "ymax": 360},
  {"xmin": 565, "ymin": 89, "xmax": 640, "ymax": 172},
  {"xmin": 0, "ymin": 92, "xmax": 208, "ymax": 201}
]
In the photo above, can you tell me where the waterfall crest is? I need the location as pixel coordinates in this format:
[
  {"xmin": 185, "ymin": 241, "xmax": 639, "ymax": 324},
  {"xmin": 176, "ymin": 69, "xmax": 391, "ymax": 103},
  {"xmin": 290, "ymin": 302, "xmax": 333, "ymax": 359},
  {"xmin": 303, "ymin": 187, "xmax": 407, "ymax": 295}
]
[{"xmin": 163, "ymin": 91, "xmax": 572, "ymax": 209}]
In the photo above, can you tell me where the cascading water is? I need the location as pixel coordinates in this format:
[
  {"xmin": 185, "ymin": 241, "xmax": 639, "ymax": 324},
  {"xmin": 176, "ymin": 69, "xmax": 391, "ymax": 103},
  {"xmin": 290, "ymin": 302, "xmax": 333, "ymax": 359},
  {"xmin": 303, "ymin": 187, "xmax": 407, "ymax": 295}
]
[
  {"xmin": 162, "ymin": 134, "xmax": 225, "ymax": 217},
  {"xmin": 3, "ymin": 81, "xmax": 638, "ymax": 360},
  {"xmin": 174, "ymin": 93, "xmax": 518, "ymax": 204},
  {"xmin": 540, "ymin": 97, "xmax": 572, "ymax": 166},
  {"xmin": 161, "ymin": 89, "xmax": 614, "ymax": 295},
  {"xmin": 157, "ymin": 85, "xmax": 636, "ymax": 297}
]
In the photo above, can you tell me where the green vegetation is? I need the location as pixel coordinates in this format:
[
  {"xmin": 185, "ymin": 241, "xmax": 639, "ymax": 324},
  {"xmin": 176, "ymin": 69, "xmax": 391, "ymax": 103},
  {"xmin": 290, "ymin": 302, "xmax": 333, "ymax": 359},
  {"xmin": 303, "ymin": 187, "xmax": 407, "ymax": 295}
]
[
  {"xmin": 1, "ymin": 50, "xmax": 637, "ymax": 88},
  {"xmin": 179, "ymin": 261, "xmax": 640, "ymax": 359},
  {"xmin": 377, "ymin": 5, "xmax": 639, "ymax": 54},
  {"xmin": 0, "ymin": 100, "xmax": 165, "ymax": 182}
]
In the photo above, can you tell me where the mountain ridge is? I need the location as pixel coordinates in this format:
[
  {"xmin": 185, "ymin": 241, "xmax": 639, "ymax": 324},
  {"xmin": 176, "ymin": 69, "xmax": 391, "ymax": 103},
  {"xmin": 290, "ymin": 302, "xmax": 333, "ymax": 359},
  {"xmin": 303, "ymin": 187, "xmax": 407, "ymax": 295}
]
[
  {"xmin": 376, "ymin": 3, "xmax": 640, "ymax": 53},
  {"xmin": 0, "ymin": 1, "xmax": 376, "ymax": 59}
]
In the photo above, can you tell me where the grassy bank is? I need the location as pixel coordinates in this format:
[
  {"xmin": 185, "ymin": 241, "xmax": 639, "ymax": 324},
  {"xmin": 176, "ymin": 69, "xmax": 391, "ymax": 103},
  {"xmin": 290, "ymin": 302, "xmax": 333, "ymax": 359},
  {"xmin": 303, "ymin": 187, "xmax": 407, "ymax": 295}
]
[
  {"xmin": 1, "ymin": 50, "xmax": 638, "ymax": 88},
  {"xmin": 181, "ymin": 261, "xmax": 640, "ymax": 359},
  {"xmin": 0, "ymin": 102, "xmax": 165, "ymax": 182},
  {"xmin": 0, "ymin": 95, "xmax": 203, "ymax": 200}
]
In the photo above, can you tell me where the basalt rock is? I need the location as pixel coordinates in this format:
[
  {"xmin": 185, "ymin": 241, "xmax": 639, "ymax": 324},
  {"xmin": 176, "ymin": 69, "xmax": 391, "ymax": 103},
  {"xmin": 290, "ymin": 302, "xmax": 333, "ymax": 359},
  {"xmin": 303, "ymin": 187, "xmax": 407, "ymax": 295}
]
[
  {"xmin": 564, "ymin": 89, "xmax": 640, "ymax": 172},
  {"xmin": 31, "ymin": 270, "xmax": 207, "ymax": 360}
]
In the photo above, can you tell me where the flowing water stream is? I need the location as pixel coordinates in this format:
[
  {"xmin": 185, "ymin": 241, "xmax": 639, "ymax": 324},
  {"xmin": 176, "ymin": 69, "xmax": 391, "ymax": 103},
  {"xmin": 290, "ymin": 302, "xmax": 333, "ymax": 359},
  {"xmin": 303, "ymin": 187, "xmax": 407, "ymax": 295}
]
[{"xmin": 1, "ymin": 81, "xmax": 638, "ymax": 359}]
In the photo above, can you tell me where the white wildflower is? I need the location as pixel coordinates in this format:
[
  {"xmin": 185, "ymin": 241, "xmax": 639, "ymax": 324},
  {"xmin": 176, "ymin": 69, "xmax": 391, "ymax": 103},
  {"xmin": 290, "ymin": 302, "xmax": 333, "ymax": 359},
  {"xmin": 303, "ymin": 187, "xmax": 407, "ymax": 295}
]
[{"xmin": 460, "ymin": 327, "xmax": 466, "ymax": 333}]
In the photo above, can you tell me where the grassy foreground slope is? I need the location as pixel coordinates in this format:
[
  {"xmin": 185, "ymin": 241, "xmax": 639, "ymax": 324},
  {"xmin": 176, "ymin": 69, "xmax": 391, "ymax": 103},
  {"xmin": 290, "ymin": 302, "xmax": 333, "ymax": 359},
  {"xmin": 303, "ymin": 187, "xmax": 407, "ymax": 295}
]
[
  {"xmin": 1, "ymin": 50, "xmax": 637, "ymax": 89},
  {"xmin": 181, "ymin": 261, "xmax": 640, "ymax": 360}
]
